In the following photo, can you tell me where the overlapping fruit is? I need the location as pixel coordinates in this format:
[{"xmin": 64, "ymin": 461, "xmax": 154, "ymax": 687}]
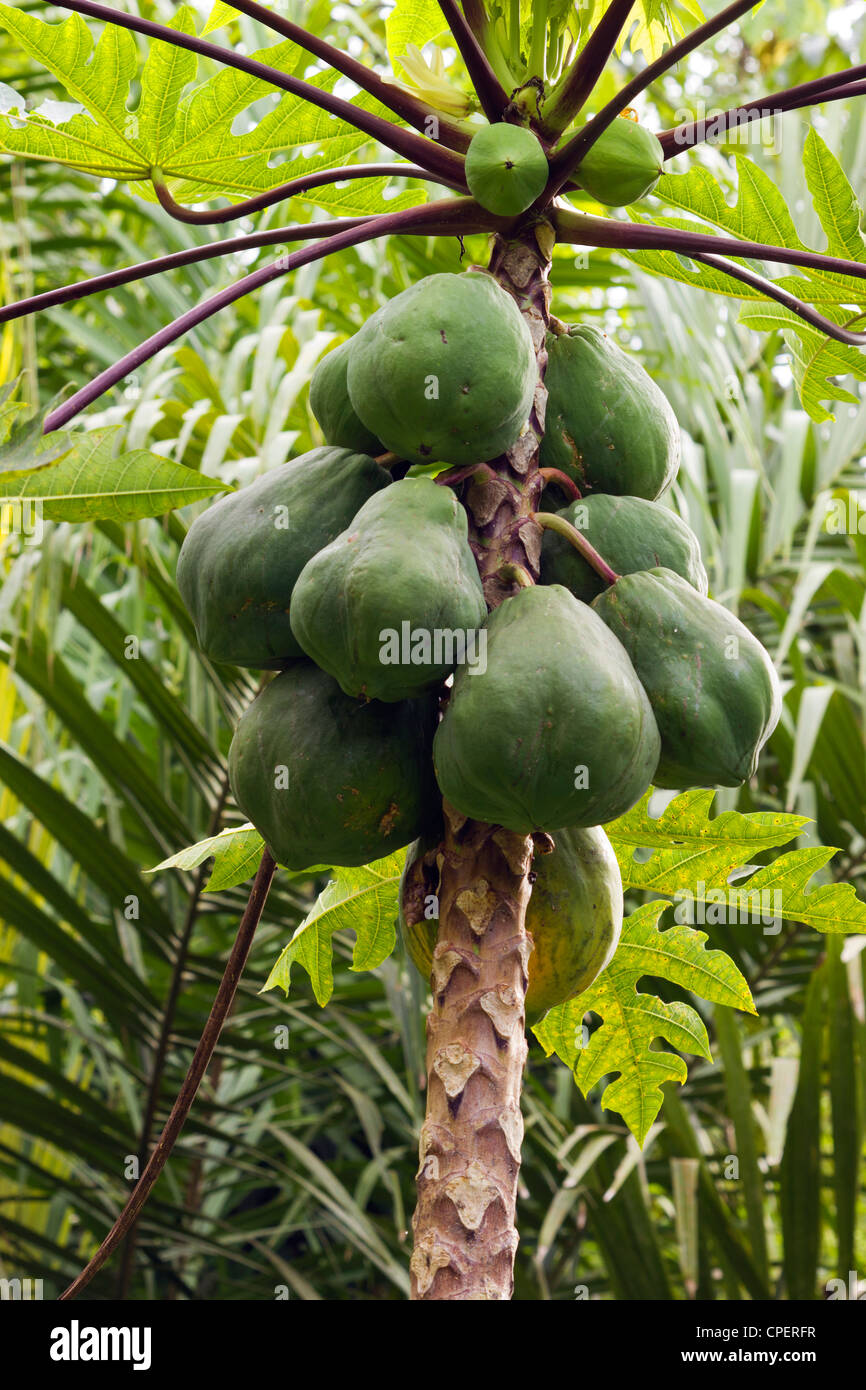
[{"xmin": 177, "ymin": 268, "xmax": 781, "ymax": 1019}]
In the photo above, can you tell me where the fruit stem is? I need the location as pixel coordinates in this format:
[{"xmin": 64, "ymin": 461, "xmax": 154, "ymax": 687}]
[
  {"xmin": 535, "ymin": 511, "xmax": 620, "ymax": 586},
  {"xmin": 538, "ymin": 466, "xmax": 581, "ymax": 500},
  {"xmin": 498, "ymin": 562, "xmax": 534, "ymax": 589}
]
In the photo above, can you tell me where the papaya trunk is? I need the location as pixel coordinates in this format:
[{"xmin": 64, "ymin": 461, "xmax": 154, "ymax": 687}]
[{"xmin": 409, "ymin": 227, "xmax": 553, "ymax": 1301}]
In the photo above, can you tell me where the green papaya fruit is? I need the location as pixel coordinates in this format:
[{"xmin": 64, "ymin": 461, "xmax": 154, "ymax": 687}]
[
  {"xmin": 228, "ymin": 662, "xmax": 438, "ymax": 870},
  {"xmin": 290, "ymin": 476, "xmax": 487, "ymax": 701},
  {"xmin": 541, "ymin": 494, "xmax": 708, "ymax": 603},
  {"xmin": 465, "ymin": 122, "xmax": 549, "ymax": 216},
  {"xmin": 309, "ymin": 338, "xmax": 384, "ymax": 456},
  {"xmin": 540, "ymin": 323, "xmax": 680, "ymax": 499},
  {"xmin": 433, "ymin": 584, "xmax": 661, "ymax": 832},
  {"xmin": 574, "ymin": 115, "xmax": 664, "ymax": 206},
  {"xmin": 592, "ymin": 568, "xmax": 782, "ymax": 789},
  {"xmin": 346, "ymin": 271, "xmax": 536, "ymax": 466},
  {"xmin": 400, "ymin": 824, "xmax": 622, "ymax": 1022},
  {"xmin": 176, "ymin": 447, "xmax": 391, "ymax": 669}
]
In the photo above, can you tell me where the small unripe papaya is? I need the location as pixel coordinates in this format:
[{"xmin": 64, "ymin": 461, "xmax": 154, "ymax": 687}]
[
  {"xmin": 346, "ymin": 271, "xmax": 536, "ymax": 466},
  {"xmin": 465, "ymin": 122, "xmax": 549, "ymax": 216},
  {"xmin": 593, "ymin": 568, "xmax": 782, "ymax": 789},
  {"xmin": 309, "ymin": 338, "xmax": 384, "ymax": 456},
  {"xmin": 432, "ymin": 585, "xmax": 660, "ymax": 832},
  {"xmin": 540, "ymin": 324, "xmax": 680, "ymax": 499},
  {"xmin": 541, "ymin": 495, "xmax": 707, "ymax": 603},
  {"xmin": 290, "ymin": 477, "xmax": 487, "ymax": 702},
  {"xmin": 176, "ymin": 447, "xmax": 391, "ymax": 670},
  {"xmin": 575, "ymin": 115, "xmax": 664, "ymax": 207},
  {"xmin": 228, "ymin": 662, "xmax": 438, "ymax": 870}
]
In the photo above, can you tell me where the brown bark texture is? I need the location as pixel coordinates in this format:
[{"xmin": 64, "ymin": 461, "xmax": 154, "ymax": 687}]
[{"xmin": 409, "ymin": 225, "xmax": 553, "ymax": 1301}]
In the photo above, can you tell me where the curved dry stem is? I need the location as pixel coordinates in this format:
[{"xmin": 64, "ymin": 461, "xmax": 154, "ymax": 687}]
[
  {"xmin": 658, "ymin": 65, "xmax": 866, "ymax": 157},
  {"xmin": 546, "ymin": 0, "xmax": 761, "ymax": 197},
  {"xmin": 151, "ymin": 163, "xmax": 457, "ymax": 226},
  {"xmin": 0, "ymin": 219, "xmax": 373, "ymax": 322},
  {"xmin": 116, "ymin": 773, "xmax": 233, "ymax": 1296},
  {"xmin": 437, "ymin": 0, "xmax": 509, "ymax": 122},
  {"xmin": 55, "ymin": 0, "xmax": 466, "ymax": 185},
  {"xmin": 689, "ymin": 252, "xmax": 866, "ymax": 346},
  {"xmin": 553, "ymin": 209, "xmax": 866, "ymax": 285},
  {"xmin": 59, "ymin": 848, "xmax": 278, "ymax": 1301},
  {"xmin": 43, "ymin": 199, "xmax": 496, "ymax": 431},
  {"xmin": 219, "ymin": 0, "xmax": 471, "ymax": 152},
  {"xmin": 536, "ymin": 511, "xmax": 619, "ymax": 585},
  {"xmin": 540, "ymin": 0, "xmax": 638, "ymax": 138}
]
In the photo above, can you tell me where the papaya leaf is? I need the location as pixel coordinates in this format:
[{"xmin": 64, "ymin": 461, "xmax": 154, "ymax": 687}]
[
  {"xmin": 717, "ymin": 849, "xmax": 866, "ymax": 936},
  {"xmin": 607, "ymin": 788, "xmax": 809, "ymax": 852},
  {"xmin": 263, "ymin": 853, "xmax": 403, "ymax": 1006},
  {"xmin": 201, "ymin": 2, "xmax": 241, "ymax": 37},
  {"xmin": 0, "ymin": 427, "xmax": 228, "ymax": 522},
  {"xmin": 606, "ymin": 790, "xmax": 865, "ymax": 936},
  {"xmin": 533, "ymin": 901, "xmax": 754, "ymax": 1145},
  {"xmin": 0, "ymin": 398, "xmax": 75, "ymax": 477},
  {"xmin": 622, "ymin": 144, "xmax": 866, "ymax": 420},
  {"xmin": 148, "ymin": 824, "xmax": 329, "ymax": 891},
  {"xmin": 0, "ymin": 4, "xmax": 144, "ymax": 177},
  {"xmin": 385, "ymin": 0, "xmax": 449, "ymax": 70},
  {"xmin": 558, "ymin": 0, "xmax": 699, "ymax": 62},
  {"xmin": 147, "ymin": 825, "xmax": 265, "ymax": 891},
  {"xmin": 628, "ymin": 1, "xmax": 705, "ymax": 61},
  {"xmin": 0, "ymin": 4, "xmax": 413, "ymax": 212}
]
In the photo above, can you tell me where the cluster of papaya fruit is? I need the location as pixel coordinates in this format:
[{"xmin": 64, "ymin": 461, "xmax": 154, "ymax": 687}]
[
  {"xmin": 177, "ymin": 258, "xmax": 781, "ymax": 1021},
  {"xmin": 464, "ymin": 112, "xmax": 665, "ymax": 216}
]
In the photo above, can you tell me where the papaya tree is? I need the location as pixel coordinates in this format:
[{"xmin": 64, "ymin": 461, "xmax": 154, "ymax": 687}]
[{"xmin": 2, "ymin": 0, "xmax": 866, "ymax": 1303}]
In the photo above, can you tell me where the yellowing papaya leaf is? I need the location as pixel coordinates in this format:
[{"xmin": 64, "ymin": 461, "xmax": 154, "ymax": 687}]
[
  {"xmin": 201, "ymin": 2, "xmax": 241, "ymax": 36},
  {"xmin": 534, "ymin": 901, "xmax": 754, "ymax": 1145},
  {"xmin": 607, "ymin": 790, "xmax": 866, "ymax": 936},
  {"xmin": 606, "ymin": 790, "xmax": 865, "ymax": 936},
  {"xmin": 263, "ymin": 853, "xmax": 403, "ymax": 1006},
  {"xmin": 606, "ymin": 795, "xmax": 866, "ymax": 934},
  {"xmin": 607, "ymin": 788, "xmax": 808, "ymax": 852}
]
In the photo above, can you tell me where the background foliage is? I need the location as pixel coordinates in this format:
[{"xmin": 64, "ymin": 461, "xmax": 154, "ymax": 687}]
[{"xmin": 0, "ymin": 0, "xmax": 864, "ymax": 1299}]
